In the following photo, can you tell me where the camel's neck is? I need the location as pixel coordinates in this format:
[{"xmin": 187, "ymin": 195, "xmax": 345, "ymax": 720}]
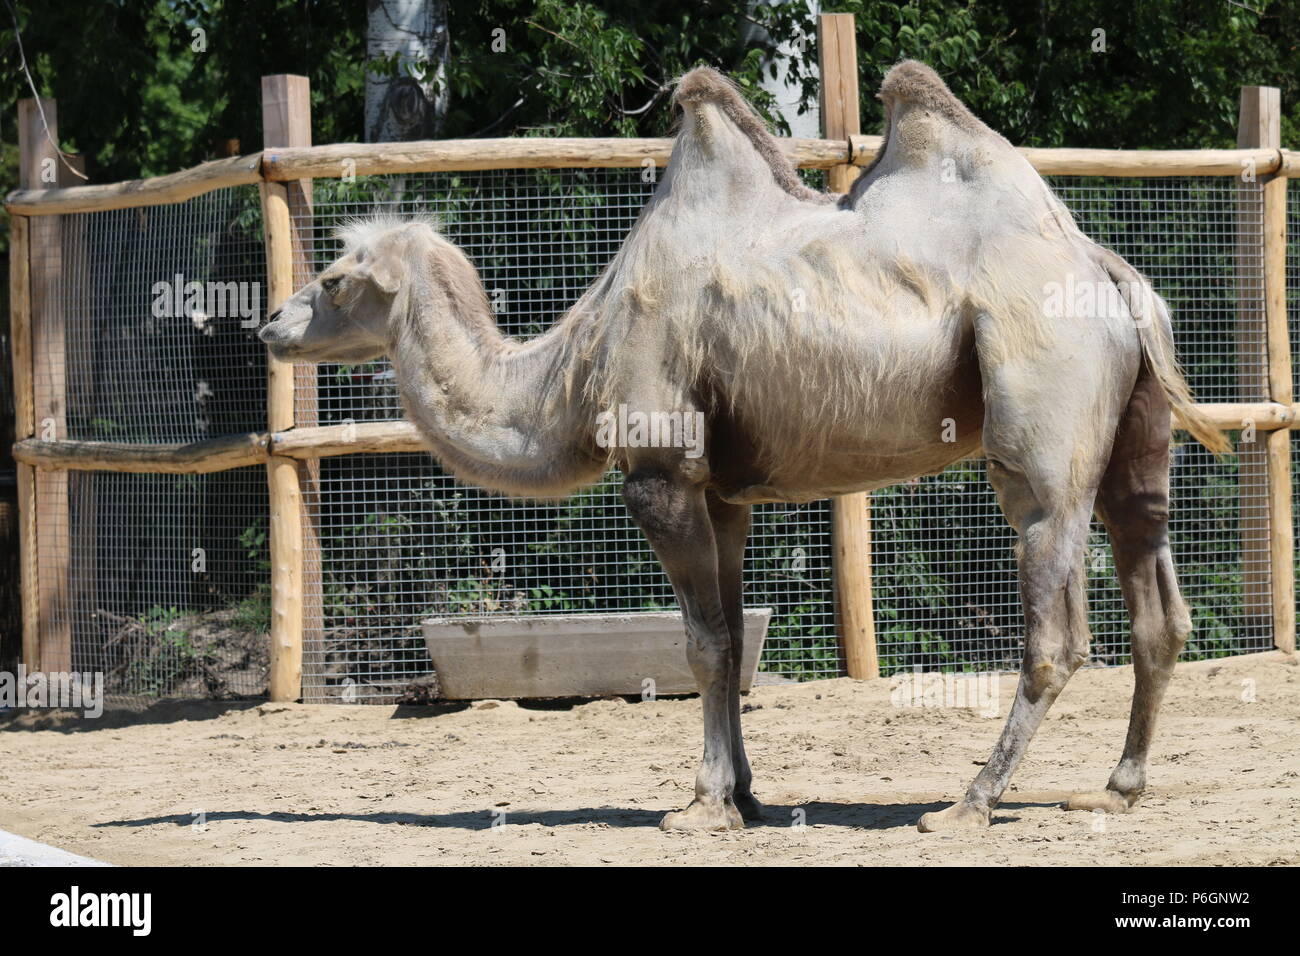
[{"xmin": 387, "ymin": 268, "xmax": 606, "ymax": 498}]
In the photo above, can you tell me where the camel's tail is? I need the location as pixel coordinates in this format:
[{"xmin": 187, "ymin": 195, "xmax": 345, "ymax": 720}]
[{"xmin": 1098, "ymin": 250, "xmax": 1231, "ymax": 455}]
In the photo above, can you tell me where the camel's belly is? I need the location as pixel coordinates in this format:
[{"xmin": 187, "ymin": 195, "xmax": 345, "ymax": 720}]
[
  {"xmin": 704, "ymin": 331, "xmax": 984, "ymax": 503},
  {"xmin": 712, "ymin": 427, "xmax": 983, "ymax": 504}
]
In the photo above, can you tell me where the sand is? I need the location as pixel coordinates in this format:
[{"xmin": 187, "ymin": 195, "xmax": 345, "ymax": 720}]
[{"xmin": 1, "ymin": 651, "xmax": 1295, "ymax": 866}]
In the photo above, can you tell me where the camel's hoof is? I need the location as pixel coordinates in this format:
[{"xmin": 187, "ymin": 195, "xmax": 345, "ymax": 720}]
[
  {"xmin": 917, "ymin": 801, "xmax": 990, "ymax": 833},
  {"xmin": 660, "ymin": 799, "xmax": 746, "ymax": 832},
  {"xmin": 1065, "ymin": 789, "xmax": 1137, "ymax": 814},
  {"xmin": 733, "ymin": 791, "xmax": 766, "ymax": 823}
]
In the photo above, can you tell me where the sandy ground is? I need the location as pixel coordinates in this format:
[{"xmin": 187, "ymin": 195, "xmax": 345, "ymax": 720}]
[{"xmin": 1, "ymin": 651, "xmax": 1296, "ymax": 866}]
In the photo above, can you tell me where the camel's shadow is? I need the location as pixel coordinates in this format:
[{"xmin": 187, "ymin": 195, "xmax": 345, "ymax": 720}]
[{"xmin": 92, "ymin": 800, "xmax": 1048, "ymax": 832}]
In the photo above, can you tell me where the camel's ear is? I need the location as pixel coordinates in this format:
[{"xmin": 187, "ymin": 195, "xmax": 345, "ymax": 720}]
[{"xmin": 358, "ymin": 250, "xmax": 404, "ymax": 294}]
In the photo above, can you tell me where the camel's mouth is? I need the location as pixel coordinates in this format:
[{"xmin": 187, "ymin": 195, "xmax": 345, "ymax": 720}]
[
  {"xmin": 263, "ymin": 340, "xmax": 301, "ymax": 361},
  {"xmin": 258, "ymin": 313, "xmax": 307, "ymax": 360},
  {"xmin": 259, "ymin": 322, "xmax": 388, "ymax": 365}
]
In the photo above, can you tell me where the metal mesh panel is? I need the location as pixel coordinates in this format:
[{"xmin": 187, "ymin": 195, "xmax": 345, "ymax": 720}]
[
  {"xmin": 294, "ymin": 169, "xmax": 656, "ymax": 424},
  {"xmin": 26, "ymin": 189, "xmax": 269, "ymax": 703},
  {"xmin": 301, "ymin": 454, "xmax": 838, "ymax": 702},
  {"xmin": 34, "ymin": 468, "xmax": 270, "ymax": 701},
  {"xmin": 1047, "ymin": 177, "xmax": 1268, "ymax": 403},
  {"xmin": 289, "ymin": 169, "xmax": 1276, "ymax": 701},
  {"xmin": 34, "ymin": 189, "xmax": 268, "ymax": 442},
  {"xmin": 17, "ymin": 164, "xmax": 1286, "ymax": 706},
  {"xmin": 872, "ymin": 440, "xmax": 1273, "ymax": 672}
]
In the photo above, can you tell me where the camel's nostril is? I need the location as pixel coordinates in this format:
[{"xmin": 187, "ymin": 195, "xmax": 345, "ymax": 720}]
[{"xmin": 258, "ymin": 310, "xmax": 282, "ymax": 343}]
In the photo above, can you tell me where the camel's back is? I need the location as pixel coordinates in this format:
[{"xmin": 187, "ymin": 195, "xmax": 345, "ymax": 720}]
[{"xmin": 575, "ymin": 66, "xmax": 990, "ymax": 497}]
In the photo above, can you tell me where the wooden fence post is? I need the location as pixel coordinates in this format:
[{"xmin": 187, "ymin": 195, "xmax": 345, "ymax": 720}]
[
  {"xmin": 1253, "ymin": 89, "xmax": 1294, "ymax": 655},
  {"xmin": 818, "ymin": 13, "xmax": 878, "ymax": 680},
  {"xmin": 18, "ymin": 97, "xmax": 73, "ymax": 674},
  {"xmin": 260, "ymin": 75, "xmax": 318, "ymax": 701},
  {"xmin": 10, "ymin": 211, "xmax": 37, "ymax": 671},
  {"xmin": 1237, "ymin": 87, "xmax": 1293, "ymax": 654}
]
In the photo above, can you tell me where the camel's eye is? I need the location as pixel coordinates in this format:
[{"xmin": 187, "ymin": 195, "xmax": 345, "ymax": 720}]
[{"xmin": 321, "ymin": 275, "xmax": 343, "ymax": 297}]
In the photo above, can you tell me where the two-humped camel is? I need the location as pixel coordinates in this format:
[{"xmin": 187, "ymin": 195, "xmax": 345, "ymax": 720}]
[{"xmin": 260, "ymin": 60, "xmax": 1227, "ymax": 832}]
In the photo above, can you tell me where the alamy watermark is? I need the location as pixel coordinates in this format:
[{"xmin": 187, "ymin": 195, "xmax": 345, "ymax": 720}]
[
  {"xmin": 595, "ymin": 404, "xmax": 705, "ymax": 459},
  {"xmin": 1042, "ymin": 273, "xmax": 1156, "ymax": 326},
  {"xmin": 0, "ymin": 667, "xmax": 103, "ymax": 717},
  {"xmin": 889, "ymin": 666, "xmax": 1000, "ymax": 718},
  {"xmin": 50, "ymin": 886, "xmax": 150, "ymax": 936},
  {"xmin": 151, "ymin": 274, "xmax": 262, "ymax": 331}
]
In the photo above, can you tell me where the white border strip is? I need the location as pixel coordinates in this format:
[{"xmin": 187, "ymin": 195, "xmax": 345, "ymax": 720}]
[{"xmin": 0, "ymin": 829, "xmax": 112, "ymax": 867}]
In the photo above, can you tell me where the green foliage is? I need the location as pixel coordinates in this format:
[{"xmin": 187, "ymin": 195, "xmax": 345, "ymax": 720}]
[
  {"xmin": 229, "ymin": 589, "xmax": 272, "ymax": 631},
  {"xmin": 3, "ymin": 1, "xmax": 1300, "ymax": 203},
  {"xmin": 122, "ymin": 605, "xmax": 200, "ymax": 697},
  {"xmin": 795, "ymin": 0, "xmax": 1300, "ymax": 149},
  {"xmin": 239, "ymin": 518, "xmax": 270, "ymax": 574}
]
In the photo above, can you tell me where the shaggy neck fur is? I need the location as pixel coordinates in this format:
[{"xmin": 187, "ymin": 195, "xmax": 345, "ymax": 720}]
[{"xmin": 386, "ymin": 239, "xmax": 607, "ymax": 498}]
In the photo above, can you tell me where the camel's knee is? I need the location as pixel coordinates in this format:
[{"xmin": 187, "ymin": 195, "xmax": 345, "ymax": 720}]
[
  {"xmin": 622, "ymin": 470, "xmax": 695, "ymax": 544},
  {"xmin": 1019, "ymin": 659, "xmax": 1074, "ymax": 702},
  {"xmin": 1133, "ymin": 595, "xmax": 1190, "ymax": 671},
  {"xmin": 1100, "ymin": 488, "xmax": 1171, "ymax": 551},
  {"xmin": 685, "ymin": 636, "xmax": 730, "ymax": 687},
  {"xmin": 1132, "ymin": 610, "xmax": 1190, "ymax": 673},
  {"xmin": 1020, "ymin": 645, "xmax": 1085, "ymax": 701}
]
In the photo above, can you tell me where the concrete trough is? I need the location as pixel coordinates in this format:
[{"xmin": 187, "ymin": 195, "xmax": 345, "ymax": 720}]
[{"xmin": 422, "ymin": 608, "xmax": 772, "ymax": 699}]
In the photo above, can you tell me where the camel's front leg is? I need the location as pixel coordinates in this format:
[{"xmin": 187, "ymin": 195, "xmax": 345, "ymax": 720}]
[
  {"xmin": 707, "ymin": 490, "xmax": 763, "ymax": 822},
  {"xmin": 623, "ymin": 469, "xmax": 745, "ymax": 831}
]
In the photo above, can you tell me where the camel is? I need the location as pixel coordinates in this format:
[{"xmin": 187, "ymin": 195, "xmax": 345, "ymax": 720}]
[{"xmin": 259, "ymin": 60, "xmax": 1228, "ymax": 833}]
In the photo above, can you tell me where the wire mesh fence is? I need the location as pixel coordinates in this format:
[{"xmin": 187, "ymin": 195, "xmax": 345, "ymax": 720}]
[
  {"xmin": 16, "ymin": 166, "xmax": 1294, "ymax": 704},
  {"xmin": 26, "ymin": 188, "xmax": 269, "ymax": 703}
]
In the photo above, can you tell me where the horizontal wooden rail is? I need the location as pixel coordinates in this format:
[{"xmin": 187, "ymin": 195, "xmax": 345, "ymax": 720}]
[
  {"xmin": 262, "ymin": 137, "xmax": 850, "ymax": 179},
  {"xmin": 10, "ymin": 402, "xmax": 1296, "ymax": 474},
  {"xmin": 7, "ymin": 140, "xmax": 1298, "ymax": 216},
  {"xmin": 250, "ymin": 141, "xmax": 1298, "ymax": 182},
  {"xmin": 848, "ymin": 136, "xmax": 1282, "ymax": 177},
  {"xmin": 12, "ymin": 432, "xmax": 269, "ymax": 473},
  {"xmin": 1198, "ymin": 401, "xmax": 1296, "ymax": 430},
  {"xmin": 1018, "ymin": 146, "xmax": 1281, "ymax": 177},
  {"xmin": 269, "ymin": 421, "xmax": 425, "ymax": 458},
  {"xmin": 5, "ymin": 154, "xmax": 263, "ymax": 215}
]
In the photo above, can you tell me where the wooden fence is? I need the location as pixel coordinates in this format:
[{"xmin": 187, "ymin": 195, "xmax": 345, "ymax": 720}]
[{"xmin": 6, "ymin": 20, "xmax": 1297, "ymax": 699}]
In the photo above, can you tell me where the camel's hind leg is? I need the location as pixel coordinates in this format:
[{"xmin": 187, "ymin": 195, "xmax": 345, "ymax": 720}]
[
  {"xmin": 918, "ymin": 316, "xmax": 1127, "ymax": 832},
  {"xmin": 917, "ymin": 463, "xmax": 1098, "ymax": 831},
  {"xmin": 1067, "ymin": 370, "xmax": 1190, "ymax": 814}
]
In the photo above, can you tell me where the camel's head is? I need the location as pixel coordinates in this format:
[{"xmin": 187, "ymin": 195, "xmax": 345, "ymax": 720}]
[{"xmin": 259, "ymin": 218, "xmax": 441, "ymax": 363}]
